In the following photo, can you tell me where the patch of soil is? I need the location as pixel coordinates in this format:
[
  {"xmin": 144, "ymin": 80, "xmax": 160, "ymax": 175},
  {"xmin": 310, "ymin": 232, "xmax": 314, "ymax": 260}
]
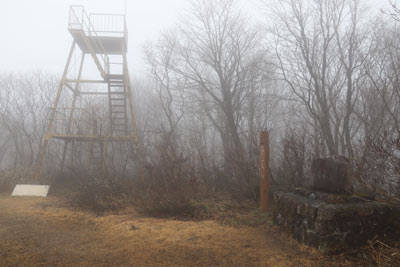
[{"xmin": 0, "ymin": 194, "xmax": 354, "ymax": 266}]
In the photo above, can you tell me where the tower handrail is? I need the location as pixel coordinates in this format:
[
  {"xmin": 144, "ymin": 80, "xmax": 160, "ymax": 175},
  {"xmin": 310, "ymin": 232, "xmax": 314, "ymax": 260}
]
[
  {"xmin": 68, "ymin": 5, "xmax": 111, "ymax": 75},
  {"xmin": 89, "ymin": 13, "xmax": 126, "ymax": 38}
]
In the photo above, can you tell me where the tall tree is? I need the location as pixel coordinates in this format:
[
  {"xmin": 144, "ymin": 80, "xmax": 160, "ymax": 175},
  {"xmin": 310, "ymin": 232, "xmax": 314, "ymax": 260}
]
[{"xmin": 268, "ymin": 0, "xmax": 367, "ymax": 157}]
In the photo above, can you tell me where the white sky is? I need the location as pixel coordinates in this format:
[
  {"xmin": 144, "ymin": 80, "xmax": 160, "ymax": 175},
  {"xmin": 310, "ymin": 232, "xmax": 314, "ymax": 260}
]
[{"xmin": 0, "ymin": 0, "xmax": 391, "ymax": 76}]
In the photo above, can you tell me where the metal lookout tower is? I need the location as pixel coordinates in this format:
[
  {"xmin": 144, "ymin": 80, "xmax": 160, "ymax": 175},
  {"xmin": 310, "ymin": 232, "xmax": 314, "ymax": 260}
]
[{"xmin": 35, "ymin": 6, "xmax": 138, "ymax": 178}]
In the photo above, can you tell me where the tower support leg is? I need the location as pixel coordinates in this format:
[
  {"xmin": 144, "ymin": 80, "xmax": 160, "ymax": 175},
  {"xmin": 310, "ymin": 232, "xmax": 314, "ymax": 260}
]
[
  {"xmin": 60, "ymin": 53, "xmax": 85, "ymax": 172},
  {"xmin": 34, "ymin": 41, "xmax": 76, "ymax": 180}
]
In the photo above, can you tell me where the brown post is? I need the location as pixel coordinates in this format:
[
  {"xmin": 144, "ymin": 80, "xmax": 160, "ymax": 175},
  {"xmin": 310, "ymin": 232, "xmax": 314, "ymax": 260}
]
[{"xmin": 260, "ymin": 131, "xmax": 270, "ymax": 211}]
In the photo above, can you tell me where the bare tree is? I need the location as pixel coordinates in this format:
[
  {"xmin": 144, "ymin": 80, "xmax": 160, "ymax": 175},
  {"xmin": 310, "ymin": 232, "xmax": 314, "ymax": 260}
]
[
  {"xmin": 170, "ymin": 0, "xmax": 271, "ymax": 189},
  {"xmin": 0, "ymin": 72, "xmax": 57, "ymax": 168},
  {"xmin": 268, "ymin": 0, "xmax": 368, "ymax": 157}
]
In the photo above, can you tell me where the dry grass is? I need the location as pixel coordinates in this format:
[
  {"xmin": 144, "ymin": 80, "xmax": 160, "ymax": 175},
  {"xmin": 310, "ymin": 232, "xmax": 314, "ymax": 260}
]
[{"xmin": 0, "ymin": 194, "xmax": 361, "ymax": 267}]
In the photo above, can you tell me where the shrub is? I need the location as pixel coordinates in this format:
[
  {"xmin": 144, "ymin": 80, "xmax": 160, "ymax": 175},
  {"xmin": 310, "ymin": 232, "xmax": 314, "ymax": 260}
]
[
  {"xmin": 353, "ymin": 135, "xmax": 400, "ymax": 203},
  {"xmin": 274, "ymin": 131, "xmax": 312, "ymax": 189},
  {"xmin": 0, "ymin": 167, "xmax": 36, "ymax": 193}
]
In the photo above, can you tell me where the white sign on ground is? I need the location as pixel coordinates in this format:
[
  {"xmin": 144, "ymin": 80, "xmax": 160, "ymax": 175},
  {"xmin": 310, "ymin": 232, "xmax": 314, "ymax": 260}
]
[{"xmin": 11, "ymin": 185, "xmax": 50, "ymax": 197}]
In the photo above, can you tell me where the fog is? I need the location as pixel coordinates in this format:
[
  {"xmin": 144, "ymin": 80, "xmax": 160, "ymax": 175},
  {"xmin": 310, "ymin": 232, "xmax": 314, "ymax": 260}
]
[
  {"xmin": 1, "ymin": 0, "xmax": 400, "ymax": 265},
  {"xmin": 0, "ymin": 0, "xmax": 389, "ymax": 74}
]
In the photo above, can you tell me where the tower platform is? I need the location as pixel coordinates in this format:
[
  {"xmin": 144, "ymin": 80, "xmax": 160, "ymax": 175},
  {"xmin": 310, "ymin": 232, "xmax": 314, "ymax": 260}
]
[
  {"xmin": 69, "ymin": 31, "xmax": 127, "ymax": 54},
  {"xmin": 68, "ymin": 5, "xmax": 128, "ymax": 55}
]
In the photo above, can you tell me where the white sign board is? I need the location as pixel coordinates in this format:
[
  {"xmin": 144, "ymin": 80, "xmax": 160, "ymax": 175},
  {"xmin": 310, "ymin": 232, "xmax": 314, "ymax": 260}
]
[{"xmin": 11, "ymin": 185, "xmax": 50, "ymax": 197}]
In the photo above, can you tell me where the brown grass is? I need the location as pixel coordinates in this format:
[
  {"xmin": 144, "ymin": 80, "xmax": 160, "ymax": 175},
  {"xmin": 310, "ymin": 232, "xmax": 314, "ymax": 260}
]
[{"xmin": 0, "ymin": 194, "xmax": 360, "ymax": 267}]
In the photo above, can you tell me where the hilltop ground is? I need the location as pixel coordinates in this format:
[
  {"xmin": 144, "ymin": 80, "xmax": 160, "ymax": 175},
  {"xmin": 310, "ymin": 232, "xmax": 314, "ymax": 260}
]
[{"xmin": 0, "ymin": 194, "xmax": 357, "ymax": 267}]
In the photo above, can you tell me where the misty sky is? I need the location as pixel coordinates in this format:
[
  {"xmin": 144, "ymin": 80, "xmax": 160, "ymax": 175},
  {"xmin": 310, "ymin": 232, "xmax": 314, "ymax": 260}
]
[{"xmin": 0, "ymin": 0, "xmax": 392, "ymax": 76}]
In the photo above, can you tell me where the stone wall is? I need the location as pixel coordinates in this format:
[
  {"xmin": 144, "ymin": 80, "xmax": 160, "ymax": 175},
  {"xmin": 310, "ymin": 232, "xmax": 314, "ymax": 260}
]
[{"xmin": 272, "ymin": 189, "xmax": 400, "ymax": 252}]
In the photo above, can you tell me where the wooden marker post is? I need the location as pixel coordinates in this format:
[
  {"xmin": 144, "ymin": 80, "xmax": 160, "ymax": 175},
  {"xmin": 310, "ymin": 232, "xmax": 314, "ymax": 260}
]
[{"xmin": 260, "ymin": 131, "xmax": 270, "ymax": 211}]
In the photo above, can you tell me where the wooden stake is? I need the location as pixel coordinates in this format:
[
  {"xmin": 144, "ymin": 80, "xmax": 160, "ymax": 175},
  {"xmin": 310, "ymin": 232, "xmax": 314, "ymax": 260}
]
[{"xmin": 260, "ymin": 131, "xmax": 270, "ymax": 211}]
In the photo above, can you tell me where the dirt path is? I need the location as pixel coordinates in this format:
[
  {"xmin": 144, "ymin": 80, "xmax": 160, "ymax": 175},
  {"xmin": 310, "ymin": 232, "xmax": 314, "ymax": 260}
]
[{"xmin": 0, "ymin": 195, "xmax": 342, "ymax": 266}]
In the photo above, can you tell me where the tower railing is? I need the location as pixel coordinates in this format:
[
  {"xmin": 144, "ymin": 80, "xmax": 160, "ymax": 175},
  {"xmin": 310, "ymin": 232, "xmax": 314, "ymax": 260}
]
[
  {"xmin": 68, "ymin": 5, "xmax": 116, "ymax": 75},
  {"xmin": 89, "ymin": 13, "xmax": 126, "ymax": 38}
]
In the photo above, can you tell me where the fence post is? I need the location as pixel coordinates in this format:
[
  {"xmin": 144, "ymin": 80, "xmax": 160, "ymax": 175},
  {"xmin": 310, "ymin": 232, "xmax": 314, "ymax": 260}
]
[{"xmin": 260, "ymin": 131, "xmax": 270, "ymax": 211}]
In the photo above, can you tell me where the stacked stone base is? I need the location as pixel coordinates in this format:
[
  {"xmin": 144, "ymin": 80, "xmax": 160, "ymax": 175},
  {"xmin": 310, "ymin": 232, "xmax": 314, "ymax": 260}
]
[{"xmin": 272, "ymin": 189, "xmax": 400, "ymax": 252}]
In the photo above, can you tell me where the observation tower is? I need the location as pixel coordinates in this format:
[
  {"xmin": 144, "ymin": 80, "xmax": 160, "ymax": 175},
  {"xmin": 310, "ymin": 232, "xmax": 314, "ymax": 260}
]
[{"xmin": 35, "ymin": 6, "xmax": 138, "ymax": 178}]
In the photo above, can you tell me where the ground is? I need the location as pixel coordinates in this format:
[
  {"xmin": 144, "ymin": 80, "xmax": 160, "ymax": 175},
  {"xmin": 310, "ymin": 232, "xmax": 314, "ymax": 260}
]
[{"xmin": 0, "ymin": 194, "xmax": 353, "ymax": 267}]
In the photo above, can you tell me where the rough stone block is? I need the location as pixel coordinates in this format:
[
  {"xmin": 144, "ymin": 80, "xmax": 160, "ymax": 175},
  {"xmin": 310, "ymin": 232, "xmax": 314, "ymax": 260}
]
[
  {"xmin": 311, "ymin": 156, "xmax": 351, "ymax": 193},
  {"xmin": 272, "ymin": 191, "xmax": 400, "ymax": 252}
]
